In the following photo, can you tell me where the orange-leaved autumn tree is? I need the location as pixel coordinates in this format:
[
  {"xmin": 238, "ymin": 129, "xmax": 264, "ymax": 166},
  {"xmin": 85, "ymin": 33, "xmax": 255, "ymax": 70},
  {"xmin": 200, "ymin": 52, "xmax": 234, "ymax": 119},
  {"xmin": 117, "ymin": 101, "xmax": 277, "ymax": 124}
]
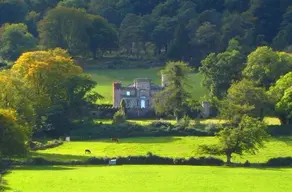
[{"xmin": 11, "ymin": 48, "xmax": 83, "ymax": 110}]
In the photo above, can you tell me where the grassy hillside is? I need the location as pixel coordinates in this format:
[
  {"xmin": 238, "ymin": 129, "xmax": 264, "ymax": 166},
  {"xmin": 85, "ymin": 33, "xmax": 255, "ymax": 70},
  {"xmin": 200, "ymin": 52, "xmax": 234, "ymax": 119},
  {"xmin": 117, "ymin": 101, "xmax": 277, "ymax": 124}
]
[
  {"xmin": 5, "ymin": 165, "xmax": 292, "ymax": 192},
  {"xmin": 33, "ymin": 136, "xmax": 292, "ymax": 163},
  {"xmin": 85, "ymin": 68, "xmax": 207, "ymax": 104}
]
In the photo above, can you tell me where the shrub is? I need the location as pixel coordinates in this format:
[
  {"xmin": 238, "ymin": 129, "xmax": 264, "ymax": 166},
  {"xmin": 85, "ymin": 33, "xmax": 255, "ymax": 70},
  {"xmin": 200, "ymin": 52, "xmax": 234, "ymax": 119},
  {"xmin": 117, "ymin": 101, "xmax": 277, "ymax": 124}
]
[
  {"xmin": 266, "ymin": 157, "xmax": 292, "ymax": 166},
  {"xmin": 29, "ymin": 140, "xmax": 63, "ymax": 151},
  {"xmin": 31, "ymin": 157, "xmax": 53, "ymax": 165},
  {"xmin": 177, "ymin": 115, "xmax": 191, "ymax": 128},
  {"xmin": 204, "ymin": 123, "xmax": 221, "ymax": 135},
  {"xmin": 149, "ymin": 121, "xmax": 173, "ymax": 128},
  {"xmin": 112, "ymin": 110, "xmax": 126, "ymax": 124},
  {"xmin": 266, "ymin": 125, "xmax": 292, "ymax": 136}
]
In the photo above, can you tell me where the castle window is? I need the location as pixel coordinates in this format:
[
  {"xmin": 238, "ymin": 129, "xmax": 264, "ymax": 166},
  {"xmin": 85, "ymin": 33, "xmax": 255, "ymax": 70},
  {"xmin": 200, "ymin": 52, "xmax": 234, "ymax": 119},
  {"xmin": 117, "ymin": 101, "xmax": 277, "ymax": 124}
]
[
  {"xmin": 126, "ymin": 91, "xmax": 130, "ymax": 96},
  {"xmin": 141, "ymin": 100, "xmax": 146, "ymax": 108}
]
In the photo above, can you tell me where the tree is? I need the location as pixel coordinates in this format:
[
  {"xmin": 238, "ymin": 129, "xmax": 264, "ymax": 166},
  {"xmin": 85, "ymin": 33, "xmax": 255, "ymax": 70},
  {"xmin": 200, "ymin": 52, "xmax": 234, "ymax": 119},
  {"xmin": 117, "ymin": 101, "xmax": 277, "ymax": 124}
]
[
  {"xmin": 195, "ymin": 22, "xmax": 221, "ymax": 60},
  {"xmin": 119, "ymin": 13, "xmax": 144, "ymax": 55},
  {"xmin": 120, "ymin": 99, "xmax": 127, "ymax": 114},
  {"xmin": 0, "ymin": 109, "xmax": 30, "ymax": 157},
  {"xmin": 272, "ymin": 6, "xmax": 292, "ymax": 49},
  {"xmin": 199, "ymin": 39, "xmax": 245, "ymax": 98},
  {"xmin": 38, "ymin": 6, "xmax": 91, "ymax": 56},
  {"xmin": 0, "ymin": 70, "xmax": 35, "ymax": 126},
  {"xmin": 153, "ymin": 61, "xmax": 193, "ymax": 122},
  {"xmin": 0, "ymin": 0, "xmax": 28, "ymax": 26},
  {"xmin": 275, "ymin": 87, "xmax": 292, "ymax": 124},
  {"xmin": 57, "ymin": 0, "xmax": 88, "ymax": 9},
  {"xmin": 0, "ymin": 23, "xmax": 37, "ymax": 60},
  {"xmin": 167, "ymin": 24, "xmax": 191, "ymax": 61},
  {"xmin": 198, "ymin": 115, "xmax": 269, "ymax": 164},
  {"xmin": 87, "ymin": 14, "xmax": 118, "ymax": 58},
  {"xmin": 243, "ymin": 46, "xmax": 292, "ymax": 88},
  {"xmin": 268, "ymin": 72, "xmax": 292, "ymax": 124},
  {"xmin": 220, "ymin": 79, "xmax": 270, "ymax": 124},
  {"xmin": 11, "ymin": 48, "xmax": 83, "ymax": 132}
]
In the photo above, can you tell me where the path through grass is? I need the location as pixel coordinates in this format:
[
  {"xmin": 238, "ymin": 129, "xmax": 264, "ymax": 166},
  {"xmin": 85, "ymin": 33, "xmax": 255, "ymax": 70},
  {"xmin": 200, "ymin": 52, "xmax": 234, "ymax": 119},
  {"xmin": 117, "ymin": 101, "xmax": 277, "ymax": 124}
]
[{"xmin": 5, "ymin": 165, "xmax": 292, "ymax": 192}]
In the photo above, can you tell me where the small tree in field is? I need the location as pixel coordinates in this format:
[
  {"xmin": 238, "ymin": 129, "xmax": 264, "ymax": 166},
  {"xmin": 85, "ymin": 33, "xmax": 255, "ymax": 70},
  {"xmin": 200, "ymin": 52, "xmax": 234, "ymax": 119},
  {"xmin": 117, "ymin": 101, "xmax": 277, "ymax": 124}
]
[
  {"xmin": 198, "ymin": 115, "xmax": 269, "ymax": 164},
  {"xmin": 153, "ymin": 61, "xmax": 193, "ymax": 122}
]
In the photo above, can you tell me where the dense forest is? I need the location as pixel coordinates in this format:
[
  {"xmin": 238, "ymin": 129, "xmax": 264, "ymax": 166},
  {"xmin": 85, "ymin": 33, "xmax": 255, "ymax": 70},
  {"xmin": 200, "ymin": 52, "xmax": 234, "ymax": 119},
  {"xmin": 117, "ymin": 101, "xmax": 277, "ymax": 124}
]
[{"xmin": 1, "ymin": 0, "xmax": 292, "ymax": 67}]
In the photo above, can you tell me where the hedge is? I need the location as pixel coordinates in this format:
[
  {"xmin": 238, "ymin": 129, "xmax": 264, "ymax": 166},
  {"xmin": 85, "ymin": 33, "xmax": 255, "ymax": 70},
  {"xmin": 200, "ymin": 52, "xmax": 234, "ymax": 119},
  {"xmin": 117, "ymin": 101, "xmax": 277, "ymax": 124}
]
[
  {"xmin": 266, "ymin": 157, "xmax": 292, "ymax": 167},
  {"xmin": 266, "ymin": 125, "xmax": 292, "ymax": 136},
  {"xmin": 25, "ymin": 155, "xmax": 224, "ymax": 166},
  {"xmin": 29, "ymin": 140, "xmax": 63, "ymax": 151}
]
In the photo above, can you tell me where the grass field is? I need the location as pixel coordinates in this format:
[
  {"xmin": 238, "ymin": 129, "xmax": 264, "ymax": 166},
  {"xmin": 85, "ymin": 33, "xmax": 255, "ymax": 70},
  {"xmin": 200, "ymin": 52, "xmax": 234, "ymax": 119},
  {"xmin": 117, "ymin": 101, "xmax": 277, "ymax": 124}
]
[
  {"xmin": 4, "ymin": 165, "xmax": 292, "ymax": 192},
  {"xmin": 85, "ymin": 68, "xmax": 207, "ymax": 104},
  {"xmin": 33, "ymin": 136, "xmax": 292, "ymax": 163}
]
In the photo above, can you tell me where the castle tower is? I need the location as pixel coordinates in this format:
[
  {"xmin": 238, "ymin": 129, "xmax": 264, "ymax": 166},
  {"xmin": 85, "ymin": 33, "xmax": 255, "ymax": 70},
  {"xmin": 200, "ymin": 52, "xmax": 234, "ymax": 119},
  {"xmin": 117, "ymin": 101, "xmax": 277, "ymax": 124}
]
[{"xmin": 113, "ymin": 82, "xmax": 121, "ymax": 108}]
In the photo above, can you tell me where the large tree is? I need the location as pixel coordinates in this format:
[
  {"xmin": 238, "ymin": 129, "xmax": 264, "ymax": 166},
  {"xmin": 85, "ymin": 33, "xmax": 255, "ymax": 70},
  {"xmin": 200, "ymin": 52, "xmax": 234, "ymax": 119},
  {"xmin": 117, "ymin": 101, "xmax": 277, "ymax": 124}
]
[
  {"xmin": 198, "ymin": 115, "xmax": 269, "ymax": 164},
  {"xmin": 243, "ymin": 46, "xmax": 292, "ymax": 88},
  {"xmin": 38, "ymin": 6, "xmax": 90, "ymax": 56},
  {"xmin": 153, "ymin": 61, "xmax": 193, "ymax": 122},
  {"xmin": 200, "ymin": 39, "xmax": 245, "ymax": 98},
  {"xmin": 220, "ymin": 79, "xmax": 270, "ymax": 124},
  {"xmin": 0, "ymin": 23, "xmax": 37, "ymax": 60},
  {"xmin": 11, "ymin": 48, "xmax": 83, "ymax": 132},
  {"xmin": 268, "ymin": 72, "xmax": 292, "ymax": 124},
  {"xmin": 87, "ymin": 14, "xmax": 118, "ymax": 58}
]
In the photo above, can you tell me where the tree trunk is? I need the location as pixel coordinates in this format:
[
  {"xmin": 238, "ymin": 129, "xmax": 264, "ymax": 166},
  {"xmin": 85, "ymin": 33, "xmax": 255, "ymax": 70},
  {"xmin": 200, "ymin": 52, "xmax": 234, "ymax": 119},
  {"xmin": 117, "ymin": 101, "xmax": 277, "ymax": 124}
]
[{"xmin": 226, "ymin": 153, "xmax": 232, "ymax": 165}]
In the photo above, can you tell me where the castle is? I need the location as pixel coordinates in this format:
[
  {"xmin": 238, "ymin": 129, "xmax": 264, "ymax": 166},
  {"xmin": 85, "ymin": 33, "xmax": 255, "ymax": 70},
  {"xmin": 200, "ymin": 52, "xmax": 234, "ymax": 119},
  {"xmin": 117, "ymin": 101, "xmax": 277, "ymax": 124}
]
[
  {"xmin": 113, "ymin": 73, "xmax": 167, "ymax": 110},
  {"xmin": 112, "ymin": 73, "xmax": 211, "ymax": 117}
]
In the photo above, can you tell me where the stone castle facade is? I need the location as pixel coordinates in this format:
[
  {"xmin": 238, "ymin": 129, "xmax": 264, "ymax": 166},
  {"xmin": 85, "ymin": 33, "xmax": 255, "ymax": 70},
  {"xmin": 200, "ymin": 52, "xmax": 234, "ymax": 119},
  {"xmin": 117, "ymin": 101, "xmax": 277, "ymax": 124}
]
[
  {"xmin": 112, "ymin": 73, "xmax": 211, "ymax": 118},
  {"xmin": 113, "ymin": 73, "xmax": 167, "ymax": 110}
]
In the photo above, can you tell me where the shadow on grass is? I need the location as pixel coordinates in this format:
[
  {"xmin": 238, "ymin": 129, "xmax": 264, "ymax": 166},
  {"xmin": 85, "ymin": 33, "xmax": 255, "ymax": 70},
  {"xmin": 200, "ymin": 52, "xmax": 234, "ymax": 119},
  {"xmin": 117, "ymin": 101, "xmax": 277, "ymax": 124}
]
[
  {"xmin": 12, "ymin": 165, "xmax": 76, "ymax": 171},
  {"xmin": 30, "ymin": 152, "xmax": 88, "ymax": 161},
  {"xmin": 274, "ymin": 136, "xmax": 292, "ymax": 145},
  {"xmin": 75, "ymin": 136, "xmax": 183, "ymax": 144}
]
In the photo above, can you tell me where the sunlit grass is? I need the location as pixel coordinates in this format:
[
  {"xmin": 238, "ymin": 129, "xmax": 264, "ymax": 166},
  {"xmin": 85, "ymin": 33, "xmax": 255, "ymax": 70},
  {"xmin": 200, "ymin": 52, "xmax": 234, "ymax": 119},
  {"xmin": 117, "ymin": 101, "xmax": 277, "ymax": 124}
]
[
  {"xmin": 33, "ymin": 136, "xmax": 292, "ymax": 163},
  {"xmin": 5, "ymin": 165, "xmax": 292, "ymax": 192}
]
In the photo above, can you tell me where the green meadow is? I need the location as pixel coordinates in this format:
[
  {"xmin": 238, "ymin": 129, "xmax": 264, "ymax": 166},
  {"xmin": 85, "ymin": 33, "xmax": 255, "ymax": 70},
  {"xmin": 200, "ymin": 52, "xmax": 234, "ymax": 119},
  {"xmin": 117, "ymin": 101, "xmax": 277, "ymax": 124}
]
[
  {"xmin": 85, "ymin": 68, "xmax": 207, "ymax": 104},
  {"xmin": 5, "ymin": 165, "xmax": 292, "ymax": 192},
  {"xmin": 32, "ymin": 135, "xmax": 292, "ymax": 163}
]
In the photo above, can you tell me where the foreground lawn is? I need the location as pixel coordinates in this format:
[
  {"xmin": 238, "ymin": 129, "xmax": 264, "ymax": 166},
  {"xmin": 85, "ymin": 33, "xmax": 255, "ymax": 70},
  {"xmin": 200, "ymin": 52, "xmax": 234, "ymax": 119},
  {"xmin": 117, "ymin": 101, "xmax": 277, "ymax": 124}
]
[
  {"xmin": 33, "ymin": 136, "xmax": 292, "ymax": 163},
  {"xmin": 85, "ymin": 68, "xmax": 207, "ymax": 104},
  {"xmin": 5, "ymin": 165, "xmax": 292, "ymax": 192}
]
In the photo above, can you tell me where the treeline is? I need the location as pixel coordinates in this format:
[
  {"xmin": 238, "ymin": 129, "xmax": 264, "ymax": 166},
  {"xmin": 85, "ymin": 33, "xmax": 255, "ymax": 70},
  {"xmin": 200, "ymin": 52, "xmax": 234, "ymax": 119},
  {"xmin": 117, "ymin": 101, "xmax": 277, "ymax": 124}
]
[{"xmin": 1, "ymin": 0, "xmax": 292, "ymax": 66}]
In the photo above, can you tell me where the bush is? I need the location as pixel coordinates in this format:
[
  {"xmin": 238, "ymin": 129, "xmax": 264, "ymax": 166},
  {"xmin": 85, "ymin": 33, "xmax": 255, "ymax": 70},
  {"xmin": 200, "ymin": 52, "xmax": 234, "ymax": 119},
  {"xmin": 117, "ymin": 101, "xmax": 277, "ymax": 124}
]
[
  {"xmin": 149, "ymin": 121, "xmax": 173, "ymax": 129},
  {"xmin": 177, "ymin": 115, "xmax": 191, "ymax": 128},
  {"xmin": 266, "ymin": 157, "xmax": 292, "ymax": 167},
  {"xmin": 112, "ymin": 110, "xmax": 126, "ymax": 124},
  {"xmin": 266, "ymin": 125, "xmax": 292, "ymax": 136},
  {"xmin": 204, "ymin": 123, "xmax": 222, "ymax": 135},
  {"xmin": 29, "ymin": 140, "xmax": 63, "ymax": 151}
]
